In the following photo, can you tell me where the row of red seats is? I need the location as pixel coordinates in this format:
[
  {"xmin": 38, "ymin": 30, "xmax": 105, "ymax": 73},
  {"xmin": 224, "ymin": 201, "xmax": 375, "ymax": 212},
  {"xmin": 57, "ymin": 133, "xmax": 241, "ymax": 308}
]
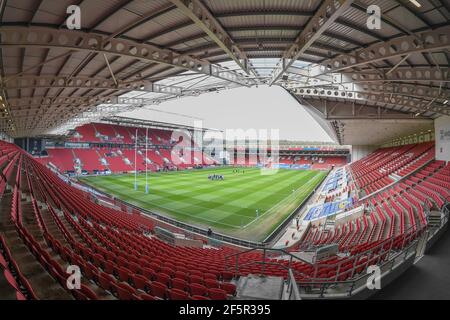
[
  {"xmin": 397, "ymin": 149, "xmax": 435, "ymax": 176},
  {"xmin": 350, "ymin": 145, "xmax": 415, "ymax": 180},
  {"xmin": 350, "ymin": 142, "xmax": 434, "ymax": 195},
  {"xmin": 0, "ymin": 235, "xmax": 36, "ymax": 300},
  {"xmin": 0, "ymin": 148, "xmax": 20, "ymax": 199}
]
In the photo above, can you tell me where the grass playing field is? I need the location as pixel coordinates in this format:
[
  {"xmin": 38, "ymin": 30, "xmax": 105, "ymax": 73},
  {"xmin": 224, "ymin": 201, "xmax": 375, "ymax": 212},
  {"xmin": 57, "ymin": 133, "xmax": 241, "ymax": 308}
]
[{"xmin": 79, "ymin": 167, "xmax": 327, "ymax": 241}]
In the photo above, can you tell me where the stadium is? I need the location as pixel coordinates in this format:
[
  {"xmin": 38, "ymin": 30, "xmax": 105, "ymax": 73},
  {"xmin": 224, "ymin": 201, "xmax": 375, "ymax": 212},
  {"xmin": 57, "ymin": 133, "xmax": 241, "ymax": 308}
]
[{"xmin": 0, "ymin": 0, "xmax": 449, "ymax": 304}]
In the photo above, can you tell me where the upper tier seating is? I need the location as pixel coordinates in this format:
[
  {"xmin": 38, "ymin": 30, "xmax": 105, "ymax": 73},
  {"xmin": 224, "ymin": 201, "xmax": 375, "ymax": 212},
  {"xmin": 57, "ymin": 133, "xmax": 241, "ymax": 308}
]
[
  {"xmin": 349, "ymin": 142, "xmax": 435, "ymax": 196},
  {"xmin": 73, "ymin": 149, "xmax": 104, "ymax": 172},
  {"xmin": 111, "ymin": 125, "xmax": 133, "ymax": 144},
  {"xmin": 95, "ymin": 123, "xmax": 121, "ymax": 143},
  {"xmin": 70, "ymin": 124, "xmax": 100, "ymax": 143},
  {"xmin": 46, "ymin": 149, "xmax": 75, "ymax": 172},
  {"xmin": 70, "ymin": 123, "xmax": 177, "ymax": 145}
]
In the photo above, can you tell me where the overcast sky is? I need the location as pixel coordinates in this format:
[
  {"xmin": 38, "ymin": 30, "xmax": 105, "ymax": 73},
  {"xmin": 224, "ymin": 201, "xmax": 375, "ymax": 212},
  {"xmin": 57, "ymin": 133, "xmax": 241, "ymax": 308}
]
[{"xmin": 120, "ymin": 85, "xmax": 333, "ymax": 142}]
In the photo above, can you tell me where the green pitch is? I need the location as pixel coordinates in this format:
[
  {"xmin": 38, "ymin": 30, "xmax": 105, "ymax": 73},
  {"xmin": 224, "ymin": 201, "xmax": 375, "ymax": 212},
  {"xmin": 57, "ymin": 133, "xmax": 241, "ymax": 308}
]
[{"xmin": 79, "ymin": 167, "xmax": 327, "ymax": 241}]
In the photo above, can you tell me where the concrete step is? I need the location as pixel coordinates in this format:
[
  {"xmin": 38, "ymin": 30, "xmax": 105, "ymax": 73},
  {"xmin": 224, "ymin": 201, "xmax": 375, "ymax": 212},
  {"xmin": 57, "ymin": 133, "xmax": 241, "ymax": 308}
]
[
  {"xmin": 2, "ymin": 231, "xmax": 73, "ymax": 300},
  {"xmin": 235, "ymin": 275, "xmax": 284, "ymax": 300}
]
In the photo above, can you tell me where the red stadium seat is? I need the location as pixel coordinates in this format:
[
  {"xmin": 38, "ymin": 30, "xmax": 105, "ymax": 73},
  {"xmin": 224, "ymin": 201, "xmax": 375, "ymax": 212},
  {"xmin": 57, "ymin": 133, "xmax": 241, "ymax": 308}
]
[
  {"xmin": 207, "ymin": 288, "xmax": 228, "ymax": 300},
  {"xmin": 221, "ymin": 271, "xmax": 234, "ymax": 281},
  {"xmin": 190, "ymin": 295, "xmax": 211, "ymax": 300},
  {"xmin": 149, "ymin": 281, "xmax": 167, "ymax": 299},
  {"xmin": 168, "ymin": 288, "xmax": 190, "ymax": 300},
  {"xmin": 131, "ymin": 293, "xmax": 142, "ymax": 300},
  {"xmin": 80, "ymin": 284, "xmax": 99, "ymax": 300},
  {"xmin": 175, "ymin": 271, "xmax": 188, "ymax": 281},
  {"xmin": 3, "ymin": 269, "xmax": 20, "ymax": 291},
  {"xmin": 131, "ymin": 274, "xmax": 151, "ymax": 292},
  {"xmin": 139, "ymin": 266, "xmax": 154, "ymax": 280},
  {"xmin": 84, "ymin": 262, "xmax": 99, "ymax": 282},
  {"xmin": 204, "ymin": 272, "xmax": 217, "ymax": 280},
  {"xmin": 92, "ymin": 253, "xmax": 104, "ymax": 268},
  {"xmin": 98, "ymin": 272, "xmax": 115, "ymax": 292},
  {"xmin": 220, "ymin": 282, "xmax": 237, "ymax": 295},
  {"xmin": 139, "ymin": 293, "xmax": 156, "ymax": 300},
  {"xmin": 172, "ymin": 278, "xmax": 189, "ymax": 292},
  {"xmin": 0, "ymin": 254, "xmax": 8, "ymax": 268},
  {"xmin": 102, "ymin": 260, "xmax": 115, "ymax": 274},
  {"xmin": 155, "ymin": 272, "xmax": 171, "ymax": 287},
  {"xmin": 16, "ymin": 291, "xmax": 27, "ymax": 300},
  {"xmin": 161, "ymin": 266, "xmax": 176, "ymax": 278},
  {"xmin": 113, "ymin": 282, "xmax": 136, "ymax": 300},
  {"xmin": 204, "ymin": 278, "xmax": 220, "ymax": 289},
  {"xmin": 117, "ymin": 266, "xmax": 132, "ymax": 283},
  {"xmin": 189, "ymin": 270, "xmax": 203, "ymax": 278},
  {"xmin": 189, "ymin": 274, "xmax": 204, "ymax": 285},
  {"xmin": 189, "ymin": 283, "xmax": 207, "ymax": 296},
  {"xmin": 128, "ymin": 262, "xmax": 141, "ymax": 274}
]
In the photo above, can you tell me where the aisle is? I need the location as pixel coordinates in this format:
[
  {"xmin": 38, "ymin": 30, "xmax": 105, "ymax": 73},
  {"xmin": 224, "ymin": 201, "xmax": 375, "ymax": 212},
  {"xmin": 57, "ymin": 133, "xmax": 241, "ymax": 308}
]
[{"xmin": 371, "ymin": 226, "xmax": 450, "ymax": 300}]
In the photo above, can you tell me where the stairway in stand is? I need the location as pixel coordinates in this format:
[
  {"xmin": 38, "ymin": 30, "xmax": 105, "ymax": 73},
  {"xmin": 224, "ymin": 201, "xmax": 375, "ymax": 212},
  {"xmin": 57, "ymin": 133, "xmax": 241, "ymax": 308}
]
[
  {"xmin": 95, "ymin": 150, "xmax": 110, "ymax": 172},
  {"xmin": 0, "ymin": 193, "xmax": 73, "ymax": 299}
]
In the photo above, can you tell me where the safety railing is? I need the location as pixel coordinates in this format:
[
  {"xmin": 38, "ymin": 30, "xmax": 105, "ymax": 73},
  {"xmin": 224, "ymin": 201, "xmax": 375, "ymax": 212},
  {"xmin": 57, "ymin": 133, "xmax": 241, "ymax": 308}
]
[
  {"xmin": 286, "ymin": 269, "xmax": 301, "ymax": 300},
  {"xmin": 426, "ymin": 204, "xmax": 449, "ymax": 242},
  {"xmin": 296, "ymin": 237, "xmax": 420, "ymax": 298},
  {"xmin": 297, "ymin": 180, "xmax": 446, "ymax": 252},
  {"xmin": 225, "ymin": 246, "xmax": 312, "ymax": 278},
  {"xmin": 227, "ymin": 207, "xmax": 450, "ymax": 299},
  {"xmin": 224, "ymin": 223, "xmax": 426, "ymax": 295}
]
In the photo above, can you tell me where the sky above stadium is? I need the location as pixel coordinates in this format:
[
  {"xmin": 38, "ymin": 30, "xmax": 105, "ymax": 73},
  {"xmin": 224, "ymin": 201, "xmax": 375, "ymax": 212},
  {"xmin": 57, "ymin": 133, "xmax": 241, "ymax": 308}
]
[{"xmin": 120, "ymin": 85, "xmax": 333, "ymax": 142}]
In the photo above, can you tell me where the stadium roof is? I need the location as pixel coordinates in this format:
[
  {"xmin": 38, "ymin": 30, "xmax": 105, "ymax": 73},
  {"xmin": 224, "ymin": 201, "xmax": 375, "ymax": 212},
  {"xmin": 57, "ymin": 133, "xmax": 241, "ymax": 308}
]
[
  {"xmin": 0, "ymin": 0, "xmax": 449, "ymax": 144},
  {"xmin": 100, "ymin": 115, "xmax": 221, "ymax": 132}
]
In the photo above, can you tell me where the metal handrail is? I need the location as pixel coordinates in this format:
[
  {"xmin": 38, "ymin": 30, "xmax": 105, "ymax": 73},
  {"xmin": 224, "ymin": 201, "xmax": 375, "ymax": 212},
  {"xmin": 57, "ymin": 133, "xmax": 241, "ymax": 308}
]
[
  {"xmin": 225, "ymin": 247, "xmax": 318, "ymax": 280},
  {"xmin": 226, "ymin": 210, "xmax": 449, "ymax": 299},
  {"xmin": 295, "ymin": 238, "xmax": 419, "ymax": 298},
  {"xmin": 286, "ymin": 269, "xmax": 301, "ymax": 300},
  {"xmin": 225, "ymin": 223, "xmax": 426, "ymax": 282}
]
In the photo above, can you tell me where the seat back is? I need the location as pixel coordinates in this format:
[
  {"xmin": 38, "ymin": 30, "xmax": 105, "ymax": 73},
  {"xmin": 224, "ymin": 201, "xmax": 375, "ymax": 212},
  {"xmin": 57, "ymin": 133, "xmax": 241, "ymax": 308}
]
[
  {"xmin": 168, "ymin": 288, "xmax": 189, "ymax": 300},
  {"xmin": 208, "ymin": 288, "xmax": 227, "ymax": 300}
]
